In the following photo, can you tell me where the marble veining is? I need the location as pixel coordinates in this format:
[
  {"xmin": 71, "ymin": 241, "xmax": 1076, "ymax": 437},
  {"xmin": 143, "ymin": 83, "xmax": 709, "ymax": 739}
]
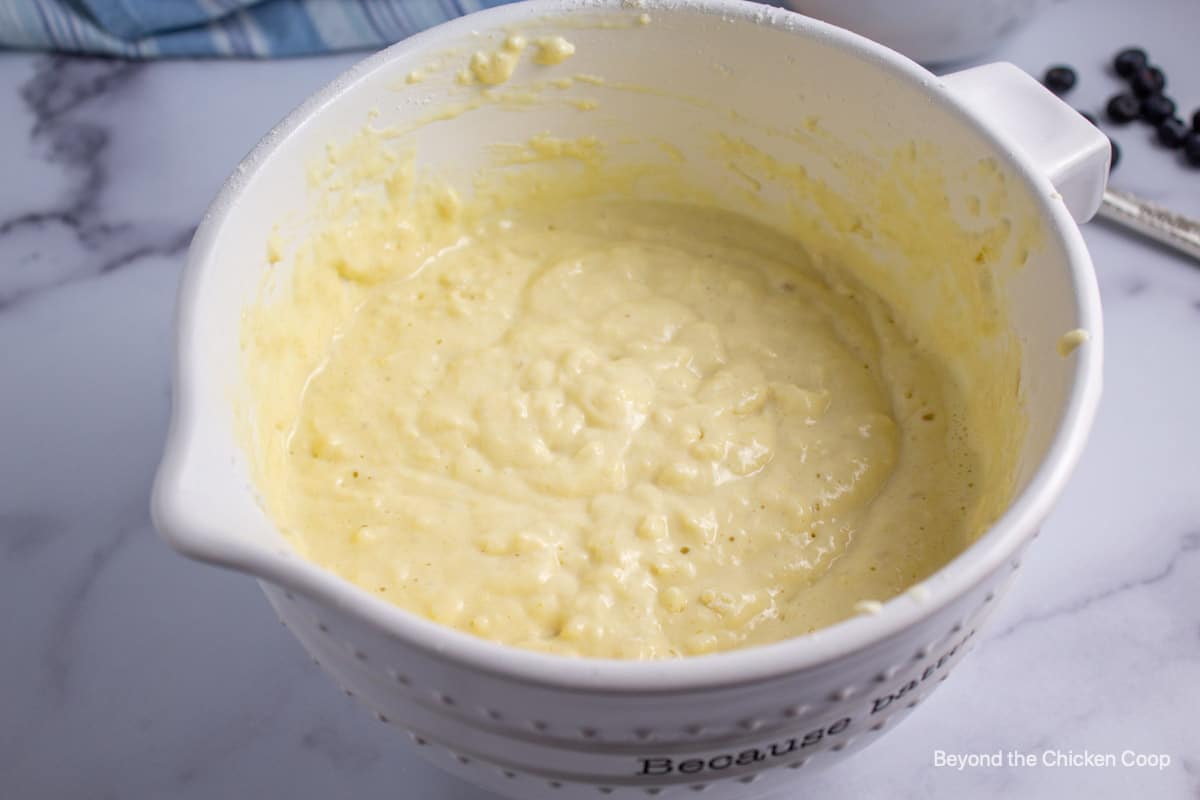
[
  {"xmin": 988, "ymin": 529, "xmax": 1200, "ymax": 641},
  {"xmin": 0, "ymin": 0, "xmax": 1198, "ymax": 797},
  {"xmin": 0, "ymin": 509, "xmax": 66, "ymax": 559},
  {"xmin": 0, "ymin": 56, "xmax": 198, "ymax": 310},
  {"xmin": 39, "ymin": 513, "xmax": 139, "ymax": 705}
]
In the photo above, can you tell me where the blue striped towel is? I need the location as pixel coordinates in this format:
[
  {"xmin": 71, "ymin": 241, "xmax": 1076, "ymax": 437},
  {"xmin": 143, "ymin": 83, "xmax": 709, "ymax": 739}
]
[{"xmin": 0, "ymin": 0, "xmax": 518, "ymax": 58}]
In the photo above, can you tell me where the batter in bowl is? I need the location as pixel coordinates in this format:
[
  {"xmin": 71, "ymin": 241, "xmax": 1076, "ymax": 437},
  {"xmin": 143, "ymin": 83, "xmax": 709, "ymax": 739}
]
[{"xmin": 245, "ymin": 132, "xmax": 994, "ymax": 657}]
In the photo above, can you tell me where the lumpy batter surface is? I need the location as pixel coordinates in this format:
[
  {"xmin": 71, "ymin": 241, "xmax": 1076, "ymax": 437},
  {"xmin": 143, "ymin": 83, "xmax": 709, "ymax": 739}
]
[{"xmin": 263, "ymin": 198, "xmax": 984, "ymax": 658}]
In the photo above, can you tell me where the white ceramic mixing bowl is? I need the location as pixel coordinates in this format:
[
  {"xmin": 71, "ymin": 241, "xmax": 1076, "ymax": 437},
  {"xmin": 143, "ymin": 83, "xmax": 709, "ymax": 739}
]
[
  {"xmin": 777, "ymin": 0, "xmax": 1046, "ymax": 64},
  {"xmin": 152, "ymin": 1, "xmax": 1107, "ymax": 797}
]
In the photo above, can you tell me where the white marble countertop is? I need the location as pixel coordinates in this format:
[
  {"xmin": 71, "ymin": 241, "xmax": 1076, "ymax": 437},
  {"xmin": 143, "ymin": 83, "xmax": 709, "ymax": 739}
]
[{"xmin": 2, "ymin": 0, "xmax": 1197, "ymax": 796}]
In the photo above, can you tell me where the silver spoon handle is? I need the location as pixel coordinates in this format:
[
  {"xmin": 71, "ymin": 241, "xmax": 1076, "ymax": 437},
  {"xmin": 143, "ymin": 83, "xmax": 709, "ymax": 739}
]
[{"xmin": 1097, "ymin": 187, "xmax": 1200, "ymax": 263}]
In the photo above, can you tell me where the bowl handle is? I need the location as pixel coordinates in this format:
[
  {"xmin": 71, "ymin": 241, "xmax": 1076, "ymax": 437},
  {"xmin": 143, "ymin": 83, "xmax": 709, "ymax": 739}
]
[{"xmin": 940, "ymin": 62, "xmax": 1111, "ymax": 223}]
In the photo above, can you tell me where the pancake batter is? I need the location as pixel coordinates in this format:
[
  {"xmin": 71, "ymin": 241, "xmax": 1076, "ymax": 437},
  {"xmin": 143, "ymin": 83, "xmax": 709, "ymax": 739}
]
[{"xmin": 247, "ymin": 175, "xmax": 987, "ymax": 658}]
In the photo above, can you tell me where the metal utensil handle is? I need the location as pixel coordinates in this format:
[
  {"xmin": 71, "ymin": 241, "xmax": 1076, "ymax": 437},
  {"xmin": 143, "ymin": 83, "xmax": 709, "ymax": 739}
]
[{"xmin": 1097, "ymin": 187, "xmax": 1200, "ymax": 263}]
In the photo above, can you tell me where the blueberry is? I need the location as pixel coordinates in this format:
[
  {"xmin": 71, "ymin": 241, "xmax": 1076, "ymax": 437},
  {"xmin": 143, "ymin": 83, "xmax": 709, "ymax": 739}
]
[
  {"xmin": 1106, "ymin": 93, "xmax": 1140, "ymax": 123},
  {"xmin": 1076, "ymin": 109, "xmax": 1098, "ymax": 126},
  {"xmin": 1157, "ymin": 117, "xmax": 1190, "ymax": 148},
  {"xmin": 1140, "ymin": 94, "xmax": 1176, "ymax": 125},
  {"xmin": 1193, "ymin": 109, "xmax": 1200, "ymax": 132},
  {"xmin": 1130, "ymin": 66, "xmax": 1166, "ymax": 97},
  {"xmin": 1043, "ymin": 65, "xmax": 1077, "ymax": 94},
  {"xmin": 1185, "ymin": 133, "xmax": 1200, "ymax": 167},
  {"xmin": 1109, "ymin": 138, "xmax": 1121, "ymax": 169},
  {"xmin": 1113, "ymin": 47, "xmax": 1148, "ymax": 77}
]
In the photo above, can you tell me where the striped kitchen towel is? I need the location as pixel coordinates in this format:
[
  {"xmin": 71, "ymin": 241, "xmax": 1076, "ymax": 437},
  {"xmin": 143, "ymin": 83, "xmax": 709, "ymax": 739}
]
[{"xmin": 0, "ymin": 0, "xmax": 517, "ymax": 58}]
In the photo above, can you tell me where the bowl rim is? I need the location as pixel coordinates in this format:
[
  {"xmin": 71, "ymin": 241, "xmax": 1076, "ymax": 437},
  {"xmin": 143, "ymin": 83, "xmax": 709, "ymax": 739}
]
[{"xmin": 152, "ymin": 0, "xmax": 1103, "ymax": 693}]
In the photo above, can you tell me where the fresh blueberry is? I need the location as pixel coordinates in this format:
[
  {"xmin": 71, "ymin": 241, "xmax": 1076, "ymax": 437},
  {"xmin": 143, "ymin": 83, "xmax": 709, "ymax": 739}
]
[
  {"xmin": 1185, "ymin": 133, "xmax": 1200, "ymax": 167},
  {"xmin": 1130, "ymin": 66, "xmax": 1166, "ymax": 97},
  {"xmin": 1157, "ymin": 117, "xmax": 1190, "ymax": 148},
  {"xmin": 1106, "ymin": 93, "xmax": 1140, "ymax": 123},
  {"xmin": 1109, "ymin": 138, "xmax": 1121, "ymax": 169},
  {"xmin": 1193, "ymin": 109, "xmax": 1200, "ymax": 133},
  {"xmin": 1113, "ymin": 47, "xmax": 1148, "ymax": 77},
  {"xmin": 1043, "ymin": 65, "xmax": 1077, "ymax": 94},
  {"xmin": 1076, "ymin": 109, "xmax": 1098, "ymax": 126},
  {"xmin": 1140, "ymin": 94, "xmax": 1176, "ymax": 125}
]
